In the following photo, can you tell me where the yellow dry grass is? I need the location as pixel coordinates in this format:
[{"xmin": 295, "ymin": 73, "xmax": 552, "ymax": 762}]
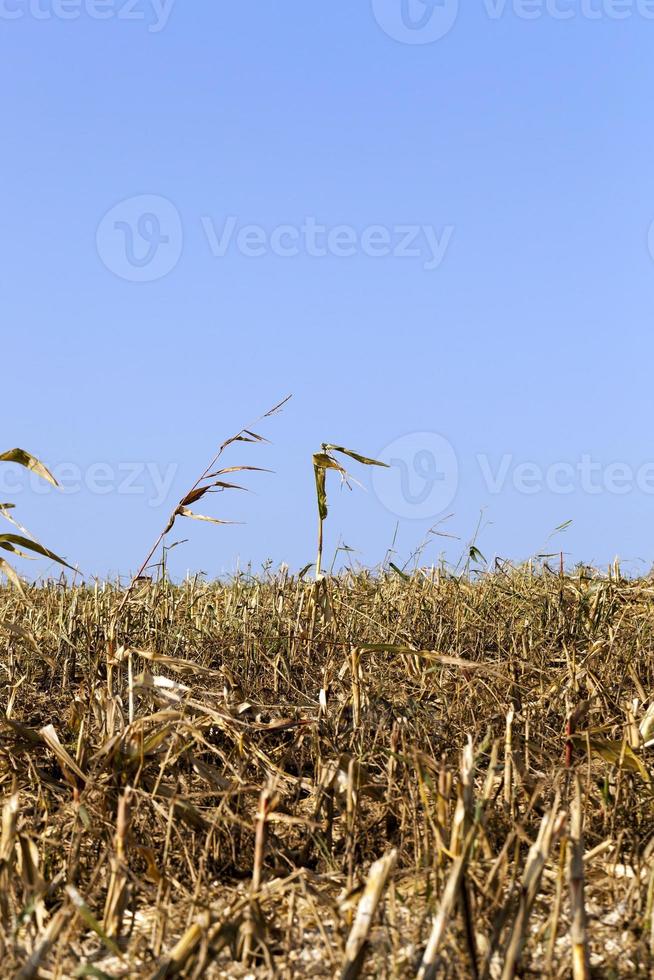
[{"xmin": 1, "ymin": 565, "xmax": 654, "ymax": 977}]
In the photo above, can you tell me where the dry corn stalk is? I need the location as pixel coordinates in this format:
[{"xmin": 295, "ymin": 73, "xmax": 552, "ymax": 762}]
[
  {"xmin": 103, "ymin": 787, "xmax": 132, "ymax": 939},
  {"xmin": 504, "ymin": 706, "xmax": 514, "ymax": 808},
  {"xmin": 150, "ymin": 922, "xmax": 204, "ymax": 980},
  {"xmin": 417, "ymin": 818, "xmax": 480, "ymax": 980},
  {"xmin": 0, "ymin": 792, "xmax": 19, "ymax": 926},
  {"xmin": 340, "ymin": 849, "xmax": 397, "ymax": 980},
  {"xmin": 15, "ymin": 907, "xmax": 72, "ymax": 980},
  {"xmin": 2, "ymin": 559, "xmax": 654, "ymax": 976},
  {"xmin": 568, "ymin": 776, "xmax": 591, "ymax": 980},
  {"xmin": 500, "ymin": 794, "xmax": 563, "ymax": 979},
  {"xmin": 418, "ymin": 742, "xmax": 498, "ymax": 980},
  {"xmin": 39, "ymin": 724, "xmax": 87, "ymax": 788}
]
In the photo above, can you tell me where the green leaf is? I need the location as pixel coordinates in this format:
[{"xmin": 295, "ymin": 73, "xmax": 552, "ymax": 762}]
[
  {"xmin": 0, "ymin": 448, "xmax": 58, "ymax": 487},
  {"xmin": 77, "ymin": 805, "xmax": 92, "ymax": 830},
  {"xmin": 73, "ymin": 966, "xmax": 115, "ymax": 980},
  {"xmin": 468, "ymin": 546, "xmax": 487, "ymax": 566},
  {"xmin": 65, "ymin": 885, "xmax": 123, "ymax": 958},
  {"xmin": 553, "ymin": 520, "xmax": 573, "ymax": 534}
]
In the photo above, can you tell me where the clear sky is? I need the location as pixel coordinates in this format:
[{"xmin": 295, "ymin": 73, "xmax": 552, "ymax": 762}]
[{"xmin": 3, "ymin": 1, "xmax": 654, "ymax": 581}]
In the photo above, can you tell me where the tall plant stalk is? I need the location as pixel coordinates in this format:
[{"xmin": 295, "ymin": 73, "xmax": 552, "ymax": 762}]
[
  {"xmin": 312, "ymin": 444, "xmax": 387, "ymax": 578},
  {"xmin": 115, "ymin": 395, "xmax": 291, "ymax": 620}
]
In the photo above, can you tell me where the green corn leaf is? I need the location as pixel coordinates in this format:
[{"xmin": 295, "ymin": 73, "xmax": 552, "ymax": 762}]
[
  {"xmin": 65, "ymin": 885, "xmax": 123, "ymax": 958},
  {"xmin": 469, "ymin": 546, "xmax": 487, "ymax": 565}
]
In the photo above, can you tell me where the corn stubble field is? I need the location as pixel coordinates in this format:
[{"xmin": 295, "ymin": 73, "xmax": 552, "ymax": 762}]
[
  {"xmin": 2, "ymin": 567, "xmax": 654, "ymax": 978},
  {"xmin": 2, "ymin": 412, "xmax": 654, "ymax": 978}
]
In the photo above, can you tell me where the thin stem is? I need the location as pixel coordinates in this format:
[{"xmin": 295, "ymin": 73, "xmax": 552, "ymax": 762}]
[{"xmin": 113, "ymin": 394, "xmax": 291, "ymax": 624}]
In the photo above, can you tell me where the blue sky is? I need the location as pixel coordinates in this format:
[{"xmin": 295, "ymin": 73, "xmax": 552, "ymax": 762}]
[{"xmin": 3, "ymin": 1, "xmax": 654, "ymax": 580}]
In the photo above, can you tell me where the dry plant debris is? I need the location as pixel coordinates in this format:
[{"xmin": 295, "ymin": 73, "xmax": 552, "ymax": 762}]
[{"xmin": 1, "ymin": 565, "xmax": 654, "ymax": 977}]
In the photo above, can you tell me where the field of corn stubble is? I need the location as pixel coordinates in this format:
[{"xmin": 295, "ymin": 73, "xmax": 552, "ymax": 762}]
[{"xmin": 2, "ymin": 568, "xmax": 654, "ymax": 978}]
